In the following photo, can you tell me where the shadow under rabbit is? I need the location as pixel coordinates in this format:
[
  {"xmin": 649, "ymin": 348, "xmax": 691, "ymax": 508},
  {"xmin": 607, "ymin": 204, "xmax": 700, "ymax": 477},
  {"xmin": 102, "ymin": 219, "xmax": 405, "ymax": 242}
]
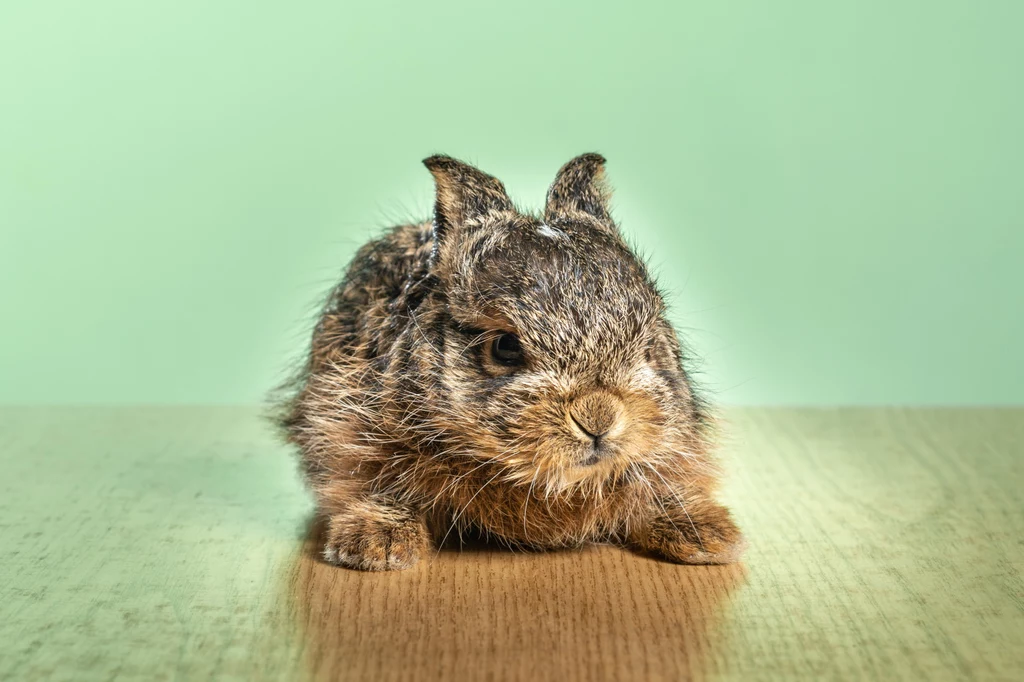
[{"xmin": 290, "ymin": 516, "xmax": 746, "ymax": 681}]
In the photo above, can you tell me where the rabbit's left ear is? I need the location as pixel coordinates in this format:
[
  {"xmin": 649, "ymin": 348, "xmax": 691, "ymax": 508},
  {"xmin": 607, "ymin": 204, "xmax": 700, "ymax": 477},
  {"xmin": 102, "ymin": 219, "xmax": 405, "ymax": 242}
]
[
  {"xmin": 423, "ymin": 155, "xmax": 515, "ymax": 247},
  {"xmin": 544, "ymin": 153, "xmax": 612, "ymax": 225}
]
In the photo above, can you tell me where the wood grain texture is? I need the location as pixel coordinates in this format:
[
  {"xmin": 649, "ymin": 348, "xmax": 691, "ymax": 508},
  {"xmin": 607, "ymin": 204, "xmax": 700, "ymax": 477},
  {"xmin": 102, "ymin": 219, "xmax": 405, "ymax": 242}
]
[{"xmin": 1, "ymin": 407, "xmax": 1021, "ymax": 681}]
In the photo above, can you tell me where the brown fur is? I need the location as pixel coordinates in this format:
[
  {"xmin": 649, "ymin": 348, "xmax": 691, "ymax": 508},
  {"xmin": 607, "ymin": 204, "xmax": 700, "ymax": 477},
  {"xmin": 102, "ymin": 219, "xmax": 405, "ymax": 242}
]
[{"xmin": 280, "ymin": 153, "xmax": 743, "ymax": 570}]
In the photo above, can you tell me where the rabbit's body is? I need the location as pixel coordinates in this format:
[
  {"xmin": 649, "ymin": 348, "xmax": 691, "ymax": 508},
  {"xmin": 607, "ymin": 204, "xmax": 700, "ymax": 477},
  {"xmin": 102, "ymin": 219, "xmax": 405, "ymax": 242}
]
[{"xmin": 283, "ymin": 155, "xmax": 743, "ymax": 570}]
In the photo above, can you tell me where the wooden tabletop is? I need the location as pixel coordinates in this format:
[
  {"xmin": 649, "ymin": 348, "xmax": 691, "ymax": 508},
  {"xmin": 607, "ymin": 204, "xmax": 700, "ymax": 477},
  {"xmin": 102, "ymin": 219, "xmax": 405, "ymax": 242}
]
[{"xmin": 2, "ymin": 407, "xmax": 1021, "ymax": 681}]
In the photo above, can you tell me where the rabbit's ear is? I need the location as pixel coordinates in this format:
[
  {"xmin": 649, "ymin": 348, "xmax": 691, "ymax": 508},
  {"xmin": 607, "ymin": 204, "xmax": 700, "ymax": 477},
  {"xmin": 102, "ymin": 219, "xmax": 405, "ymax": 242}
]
[
  {"xmin": 423, "ymin": 155, "xmax": 514, "ymax": 246},
  {"xmin": 544, "ymin": 153, "xmax": 612, "ymax": 225}
]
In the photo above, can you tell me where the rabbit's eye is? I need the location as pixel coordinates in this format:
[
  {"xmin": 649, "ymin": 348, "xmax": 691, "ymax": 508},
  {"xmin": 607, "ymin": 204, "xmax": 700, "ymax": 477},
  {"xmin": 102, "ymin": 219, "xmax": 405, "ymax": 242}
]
[{"xmin": 491, "ymin": 333, "xmax": 524, "ymax": 366}]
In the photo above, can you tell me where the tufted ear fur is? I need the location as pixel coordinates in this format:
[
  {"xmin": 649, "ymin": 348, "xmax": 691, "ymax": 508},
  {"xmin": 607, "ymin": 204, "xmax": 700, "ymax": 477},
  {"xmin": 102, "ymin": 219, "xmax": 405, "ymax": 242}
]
[
  {"xmin": 544, "ymin": 153, "xmax": 612, "ymax": 225},
  {"xmin": 423, "ymin": 155, "xmax": 515, "ymax": 252}
]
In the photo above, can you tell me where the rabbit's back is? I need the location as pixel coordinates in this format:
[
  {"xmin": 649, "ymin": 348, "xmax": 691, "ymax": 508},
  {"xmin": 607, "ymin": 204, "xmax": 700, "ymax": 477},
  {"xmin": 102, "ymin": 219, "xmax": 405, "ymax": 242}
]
[
  {"xmin": 310, "ymin": 221, "xmax": 434, "ymax": 371},
  {"xmin": 280, "ymin": 220, "xmax": 432, "ymax": 441}
]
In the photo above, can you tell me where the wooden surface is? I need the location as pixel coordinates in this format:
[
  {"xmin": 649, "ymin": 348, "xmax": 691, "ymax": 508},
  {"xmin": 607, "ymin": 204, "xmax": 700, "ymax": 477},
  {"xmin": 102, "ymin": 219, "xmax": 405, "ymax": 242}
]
[{"xmin": 1, "ymin": 408, "xmax": 1022, "ymax": 681}]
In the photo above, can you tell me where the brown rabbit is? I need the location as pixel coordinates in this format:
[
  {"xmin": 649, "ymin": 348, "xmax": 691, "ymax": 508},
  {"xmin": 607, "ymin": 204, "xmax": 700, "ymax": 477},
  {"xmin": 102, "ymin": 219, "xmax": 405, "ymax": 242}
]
[{"xmin": 280, "ymin": 153, "xmax": 743, "ymax": 570}]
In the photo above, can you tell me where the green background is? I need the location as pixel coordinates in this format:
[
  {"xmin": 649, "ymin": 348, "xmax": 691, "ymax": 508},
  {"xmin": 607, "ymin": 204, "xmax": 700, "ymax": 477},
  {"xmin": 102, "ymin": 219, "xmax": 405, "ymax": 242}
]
[{"xmin": 2, "ymin": 1, "xmax": 1021, "ymax": 405}]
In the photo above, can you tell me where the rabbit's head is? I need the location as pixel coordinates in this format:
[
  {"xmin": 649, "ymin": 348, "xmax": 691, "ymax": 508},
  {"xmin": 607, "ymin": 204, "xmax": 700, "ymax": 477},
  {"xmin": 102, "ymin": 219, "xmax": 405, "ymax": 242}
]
[{"xmin": 410, "ymin": 154, "xmax": 711, "ymax": 495}]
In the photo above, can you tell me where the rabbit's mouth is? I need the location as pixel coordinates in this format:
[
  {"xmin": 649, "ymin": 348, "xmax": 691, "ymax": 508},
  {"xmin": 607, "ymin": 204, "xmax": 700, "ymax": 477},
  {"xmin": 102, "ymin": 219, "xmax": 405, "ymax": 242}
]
[{"xmin": 576, "ymin": 435, "xmax": 619, "ymax": 467}]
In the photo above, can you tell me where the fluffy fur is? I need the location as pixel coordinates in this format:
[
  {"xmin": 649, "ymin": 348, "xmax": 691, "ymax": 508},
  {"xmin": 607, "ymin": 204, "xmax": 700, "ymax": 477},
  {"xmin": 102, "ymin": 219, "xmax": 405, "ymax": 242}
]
[{"xmin": 280, "ymin": 153, "xmax": 743, "ymax": 571}]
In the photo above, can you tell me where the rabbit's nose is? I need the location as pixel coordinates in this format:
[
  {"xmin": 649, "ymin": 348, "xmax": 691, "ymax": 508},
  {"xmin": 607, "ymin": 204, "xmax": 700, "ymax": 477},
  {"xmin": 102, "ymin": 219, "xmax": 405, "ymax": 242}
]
[{"xmin": 569, "ymin": 392, "xmax": 624, "ymax": 441}]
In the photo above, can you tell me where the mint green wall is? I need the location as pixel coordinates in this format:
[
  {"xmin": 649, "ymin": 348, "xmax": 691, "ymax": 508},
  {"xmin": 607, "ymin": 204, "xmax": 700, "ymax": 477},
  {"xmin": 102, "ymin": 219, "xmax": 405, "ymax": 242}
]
[{"xmin": 2, "ymin": 1, "xmax": 1021, "ymax": 405}]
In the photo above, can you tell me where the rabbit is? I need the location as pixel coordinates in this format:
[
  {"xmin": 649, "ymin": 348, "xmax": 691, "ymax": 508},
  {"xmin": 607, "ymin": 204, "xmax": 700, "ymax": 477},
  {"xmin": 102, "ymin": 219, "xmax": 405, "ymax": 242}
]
[{"xmin": 279, "ymin": 153, "xmax": 744, "ymax": 571}]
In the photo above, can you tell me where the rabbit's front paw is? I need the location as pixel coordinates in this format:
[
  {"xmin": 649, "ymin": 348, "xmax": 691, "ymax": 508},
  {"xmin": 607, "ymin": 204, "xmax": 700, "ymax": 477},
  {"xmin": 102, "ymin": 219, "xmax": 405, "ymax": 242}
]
[
  {"xmin": 638, "ymin": 502, "xmax": 745, "ymax": 565},
  {"xmin": 322, "ymin": 507, "xmax": 428, "ymax": 571}
]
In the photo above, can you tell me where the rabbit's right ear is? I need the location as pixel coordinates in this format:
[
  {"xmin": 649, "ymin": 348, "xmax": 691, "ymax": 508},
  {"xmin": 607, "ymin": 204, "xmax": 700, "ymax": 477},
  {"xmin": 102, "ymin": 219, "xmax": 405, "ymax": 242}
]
[
  {"xmin": 544, "ymin": 153, "xmax": 612, "ymax": 225},
  {"xmin": 423, "ymin": 155, "xmax": 514, "ymax": 251}
]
